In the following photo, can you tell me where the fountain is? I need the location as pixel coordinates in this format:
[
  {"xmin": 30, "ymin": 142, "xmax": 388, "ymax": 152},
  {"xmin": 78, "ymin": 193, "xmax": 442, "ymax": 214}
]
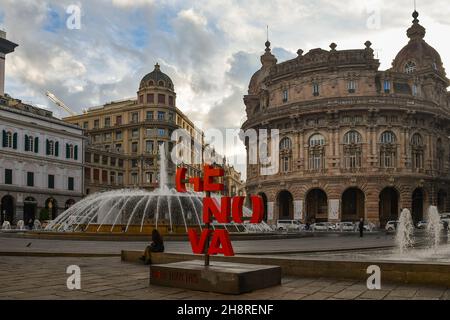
[
  {"xmin": 33, "ymin": 220, "xmax": 42, "ymax": 231},
  {"xmin": 1, "ymin": 221, "xmax": 11, "ymax": 230},
  {"xmin": 45, "ymin": 143, "xmax": 272, "ymax": 235},
  {"xmin": 16, "ymin": 220, "xmax": 25, "ymax": 231},
  {"xmin": 426, "ymin": 205, "xmax": 441, "ymax": 251},
  {"xmin": 395, "ymin": 208, "xmax": 414, "ymax": 254}
]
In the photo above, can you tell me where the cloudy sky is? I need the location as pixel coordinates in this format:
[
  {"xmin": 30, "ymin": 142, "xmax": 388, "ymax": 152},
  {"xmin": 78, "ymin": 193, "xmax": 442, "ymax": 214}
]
[{"xmin": 1, "ymin": 0, "xmax": 449, "ymax": 178}]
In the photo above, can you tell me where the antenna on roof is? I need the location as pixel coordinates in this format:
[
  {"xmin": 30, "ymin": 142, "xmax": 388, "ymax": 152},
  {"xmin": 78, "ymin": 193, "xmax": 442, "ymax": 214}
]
[{"xmin": 266, "ymin": 25, "xmax": 269, "ymax": 42}]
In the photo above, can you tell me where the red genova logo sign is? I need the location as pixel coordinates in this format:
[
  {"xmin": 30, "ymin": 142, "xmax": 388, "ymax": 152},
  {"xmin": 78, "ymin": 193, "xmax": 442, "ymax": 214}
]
[{"xmin": 176, "ymin": 165, "xmax": 265, "ymax": 256}]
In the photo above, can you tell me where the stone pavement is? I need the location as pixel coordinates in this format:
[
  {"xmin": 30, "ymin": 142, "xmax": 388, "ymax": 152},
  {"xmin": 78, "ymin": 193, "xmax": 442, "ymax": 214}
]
[
  {"xmin": 0, "ymin": 256, "xmax": 449, "ymax": 300},
  {"xmin": 0, "ymin": 233, "xmax": 395, "ymax": 255}
]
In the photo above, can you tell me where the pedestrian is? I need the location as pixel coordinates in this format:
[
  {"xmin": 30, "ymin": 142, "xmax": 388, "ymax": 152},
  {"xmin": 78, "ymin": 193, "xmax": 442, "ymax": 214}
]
[
  {"xmin": 28, "ymin": 218, "xmax": 33, "ymax": 230},
  {"xmin": 358, "ymin": 218, "xmax": 364, "ymax": 238},
  {"xmin": 140, "ymin": 229, "xmax": 165, "ymax": 265}
]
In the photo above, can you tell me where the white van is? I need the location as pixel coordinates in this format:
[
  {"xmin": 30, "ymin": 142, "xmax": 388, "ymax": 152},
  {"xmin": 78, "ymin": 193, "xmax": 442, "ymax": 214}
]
[{"xmin": 276, "ymin": 220, "xmax": 303, "ymax": 231}]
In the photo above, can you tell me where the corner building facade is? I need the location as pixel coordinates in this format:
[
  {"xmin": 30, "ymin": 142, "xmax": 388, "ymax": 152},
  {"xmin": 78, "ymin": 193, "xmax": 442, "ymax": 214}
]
[
  {"xmin": 65, "ymin": 64, "xmax": 204, "ymax": 191},
  {"xmin": 242, "ymin": 12, "xmax": 450, "ymax": 227}
]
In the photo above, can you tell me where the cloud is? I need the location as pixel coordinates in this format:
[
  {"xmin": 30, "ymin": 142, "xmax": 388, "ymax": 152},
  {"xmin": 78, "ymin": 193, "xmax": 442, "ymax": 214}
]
[{"xmin": 1, "ymin": 0, "xmax": 450, "ymax": 180}]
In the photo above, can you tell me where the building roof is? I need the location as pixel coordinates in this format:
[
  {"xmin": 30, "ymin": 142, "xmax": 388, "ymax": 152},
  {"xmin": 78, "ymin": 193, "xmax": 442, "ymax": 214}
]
[
  {"xmin": 0, "ymin": 95, "xmax": 81, "ymax": 130},
  {"xmin": 391, "ymin": 11, "xmax": 446, "ymax": 77},
  {"xmin": 139, "ymin": 63, "xmax": 174, "ymax": 90},
  {"xmin": 0, "ymin": 33, "xmax": 18, "ymax": 54}
]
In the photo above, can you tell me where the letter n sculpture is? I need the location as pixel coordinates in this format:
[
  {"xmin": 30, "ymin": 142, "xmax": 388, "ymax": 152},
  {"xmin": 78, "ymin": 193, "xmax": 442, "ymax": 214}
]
[{"xmin": 176, "ymin": 165, "xmax": 265, "ymax": 265}]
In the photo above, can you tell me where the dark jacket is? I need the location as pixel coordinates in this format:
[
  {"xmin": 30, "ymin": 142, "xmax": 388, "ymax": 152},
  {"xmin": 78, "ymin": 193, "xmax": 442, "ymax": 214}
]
[
  {"xmin": 358, "ymin": 221, "xmax": 364, "ymax": 230},
  {"xmin": 150, "ymin": 241, "xmax": 164, "ymax": 253}
]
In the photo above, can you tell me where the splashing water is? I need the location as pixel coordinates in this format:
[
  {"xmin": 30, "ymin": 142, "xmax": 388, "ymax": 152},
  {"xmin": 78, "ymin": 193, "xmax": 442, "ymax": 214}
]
[
  {"xmin": 1, "ymin": 221, "xmax": 11, "ymax": 230},
  {"xmin": 426, "ymin": 206, "xmax": 441, "ymax": 251},
  {"xmin": 45, "ymin": 143, "xmax": 272, "ymax": 234},
  {"xmin": 395, "ymin": 208, "xmax": 414, "ymax": 254},
  {"xmin": 158, "ymin": 143, "xmax": 168, "ymax": 190},
  {"xmin": 33, "ymin": 220, "xmax": 42, "ymax": 231},
  {"xmin": 16, "ymin": 220, "xmax": 25, "ymax": 231}
]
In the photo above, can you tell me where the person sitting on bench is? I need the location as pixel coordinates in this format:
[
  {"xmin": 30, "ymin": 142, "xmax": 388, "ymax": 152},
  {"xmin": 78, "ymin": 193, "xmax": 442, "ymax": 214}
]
[{"xmin": 140, "ymin": 229, "xmax": 165, "ymax": 265}]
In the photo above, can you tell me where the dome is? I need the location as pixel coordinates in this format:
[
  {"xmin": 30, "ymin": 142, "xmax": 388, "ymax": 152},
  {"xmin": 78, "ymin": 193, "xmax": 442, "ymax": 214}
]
[
  {"xmin": 391, "ymin": 11, "xmax": 446, "ymax": 76},
  {"xmin": 139, "ymin": 63, "xmax": 174, "ymax": 90},
  {"xmin": 248, "ymin": 69, "xmax": 264, "ymax": 95},
  {"xmin": 248, "ymin": 41, "xmax": 277, "ymax": 95}
]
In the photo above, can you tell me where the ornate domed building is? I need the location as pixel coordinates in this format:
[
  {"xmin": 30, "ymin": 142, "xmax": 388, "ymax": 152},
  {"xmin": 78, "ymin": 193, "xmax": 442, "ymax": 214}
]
[
  {"xmin": 64, "ymin": 63, "xmax": 205, "ymax": 193},
  {"xmin": 242, "ymin": 11, "xmax": 450, "ymax": 227}
]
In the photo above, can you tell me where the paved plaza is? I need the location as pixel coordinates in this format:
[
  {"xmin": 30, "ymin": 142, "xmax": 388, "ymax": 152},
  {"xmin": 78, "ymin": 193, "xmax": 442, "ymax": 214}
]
[
  {"xmin": 0, "ymin": 256, "xmax": 449, "ymax": 300},
  {"xmin": 0, "ymin": 233, "xmax": 447, "ymax": 300}
]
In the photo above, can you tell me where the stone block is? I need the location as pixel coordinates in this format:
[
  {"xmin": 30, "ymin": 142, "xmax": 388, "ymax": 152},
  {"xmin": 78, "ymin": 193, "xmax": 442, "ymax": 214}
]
[{"xmin": 150, "ymin": 260, "xmax": 281, "ymax": 295}]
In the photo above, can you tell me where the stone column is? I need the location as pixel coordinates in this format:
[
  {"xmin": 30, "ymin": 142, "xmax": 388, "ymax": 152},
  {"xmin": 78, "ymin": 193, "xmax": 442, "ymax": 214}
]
[
  {"xmin": 16, "ymin": 193, "xmax": 24, "ymax": 222},
  {"xmin": 299, "ymin": 131, "xmax": 304, "ymax": 171},
  {"xmin": 404, "ymin": 129, "xmax": 410, "ymax": 169},
  {"xmin": 428, "ymin": 134, "xmax": 433, "ymax": 171},
  {"xmin": 267, "ymin": 202, "xmax": 275, "ymax": 223},
  {"xmin": 365, "ymin": 184, "xmax": 380, "ymax": 226},
  {"xmin": 294, "ymin": 200, "xmax": 303, "ymax": 221},
  {"xmin": 328, "ymin": 199, "xmax": 340, "ymax": 222}
]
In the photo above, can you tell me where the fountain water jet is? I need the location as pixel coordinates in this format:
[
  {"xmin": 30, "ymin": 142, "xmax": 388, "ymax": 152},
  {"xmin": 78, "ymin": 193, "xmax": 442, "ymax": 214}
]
[
  {"xmin": 426, "ymin": 205, "xmax": 441, "ymax": 251},
  {"xmin": 158, "ymin": 143, "xmax": 168, "ymax": 191},
  {"xmin": 16, "ymin": 220, "xmax": 25, "ymax": 231},
  {"xmin": 33, "ymin": 220, "xmax": 42, "ymax": 230},
  {"xmin": 395, "ymin": 208, "xmax": 414, "ymax": 254},
  {"xmin": 1, "ymin": 221, "xmax": 11, "ymax": 230},
  {"xmin": 45, "ymin": 143, "xmax": 272, "ymax": 234}
]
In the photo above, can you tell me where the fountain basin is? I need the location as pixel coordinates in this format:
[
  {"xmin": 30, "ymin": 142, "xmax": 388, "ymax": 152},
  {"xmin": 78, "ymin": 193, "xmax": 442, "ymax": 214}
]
[
  {"xmin": 44, "ymin": 189, "xmax": 272, "ymax": 235},
  {"xmin": 150, "ymin": 260, "xmax": 281, "ymax": 294}
]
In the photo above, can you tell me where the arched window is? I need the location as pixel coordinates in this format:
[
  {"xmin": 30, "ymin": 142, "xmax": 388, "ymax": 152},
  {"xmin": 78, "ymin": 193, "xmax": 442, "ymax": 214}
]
[
  {"xmin": 47, "ymin": 140, "xmax": 54, "ymax": 155},
  {"xmin": 66, "ymin": 143, "xmax": 77, "ymax": 160},
  {"xmin": 380, "ymin": 131, "xmax": 396, "ymax": 144},
  {"xmin": 309, "ymin": 134, "xmax": 325, "ymax": 147},
  {"xmin": 6, "ymin": 131, "xmax": 12, "ymax": 147},
  {"xmin": 148, "ymin": 80, "xmax": 154, "ymax": 86},
  {"xmin": 308, "ymin": 134, "xmax": 325, "ymax": 171},
  {"xmin": 344, "ymin": 130, "xmax": 362, "ymax": 144},
  {"xmin": 158, "ymin": 80, "xmax": 165, "ymax": 87},
  {"xmin": 405, "ymin": 61, "xmax": 416, "ymax": 74},
  {"xmin": 279, "ymin": 137, "xmax": 292, "ymax": 173},
  {"xmin": 343, "ymin": 131, "xmax": 362, "ymax": 169},
  {"xmin": 25, "ymin": 135, "xmax": 34, "ymax": 152},
  {"xmin": 2, "ymin": 130, "xmax": 15, "ymax": 149},
  {"xmin": 279, "ymin": 137, "xmax": 292, "ymax": 150},
  {"xmin": 411, "ymin": 133, "xmax": 424, "ymax": 170},
  {"xmin": 380, "ymin": 131, "xmax": 397, "ymax": 168}
]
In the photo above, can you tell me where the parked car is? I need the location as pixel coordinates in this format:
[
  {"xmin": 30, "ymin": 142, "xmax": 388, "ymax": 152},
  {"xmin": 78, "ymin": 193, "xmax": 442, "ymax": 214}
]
[
  {"xmin": 416, "ymin": 220, "xmax": 427, "ymax": 229},
  {"xmin": 416, "ymin": 220, "xmax": 447, "ymax": 230},
  {"xmin": 276, "ymin": 220, "xmax": 303, "ymax": 232},
  {"xmin": 338, "ymin": 222, "xmax": 355, "ymax": 232},
  {"xmin": 440, "ymin": 213, "xmax": 450, "ymax": 219},
  {"xmin": 385, "ymin": 220, "xmax": 399, "ymax": 232},
  {"xmin": 327, "ymin": 223, "xmax": 338, "ymax": 231},
  {"xmin": 311, "ymin": 222, "xmax": 328, "ymax": 231},
  {"xmin": 440, "ymin": 215, "xmax": 450, "ymax": 226}
]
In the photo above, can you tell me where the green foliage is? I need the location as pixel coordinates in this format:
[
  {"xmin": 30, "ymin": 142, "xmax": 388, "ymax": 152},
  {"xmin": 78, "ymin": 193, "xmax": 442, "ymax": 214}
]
[{"xmin": 39, "ymin": 208, "xmax": 50, "ymax": 221}]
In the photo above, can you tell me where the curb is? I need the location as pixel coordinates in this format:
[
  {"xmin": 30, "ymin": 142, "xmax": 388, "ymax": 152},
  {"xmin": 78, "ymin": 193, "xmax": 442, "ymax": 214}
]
[
  {"xmin": 0, "ymin": 251, "xmax": 120, "ymax": 258},
  {"xmin": 0, "ymin": 231, "xmax": 386, "ymax": 242}
]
